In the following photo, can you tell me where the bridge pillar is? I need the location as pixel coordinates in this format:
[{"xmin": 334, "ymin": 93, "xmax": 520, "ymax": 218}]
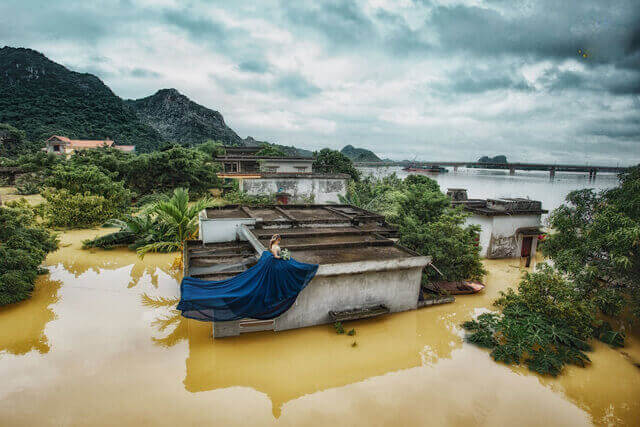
[
  {"xmin": 453, "ymin": 166, "xmax": 458, "ymax": 173},
  {"xmin": 589, "ymin": 169, "xmax": 597, "ymax": 181},
  {"xmin": 549, "ymin": 168, "xmax": 556, "ymax": 179},
  {"xmin": 509, "ymin": 167, "xmax": 515, "ymax": 175}
]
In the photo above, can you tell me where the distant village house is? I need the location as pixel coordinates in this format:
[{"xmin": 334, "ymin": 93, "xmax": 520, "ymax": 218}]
[{"xmin": 44, "ymin": 135, "xmax": 135, "ymax": 155}]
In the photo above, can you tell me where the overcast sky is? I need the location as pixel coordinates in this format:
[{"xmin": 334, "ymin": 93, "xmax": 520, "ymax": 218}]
[{"xmin": 1, "ymin": 0, "xmax": 639, "ymax": 165}]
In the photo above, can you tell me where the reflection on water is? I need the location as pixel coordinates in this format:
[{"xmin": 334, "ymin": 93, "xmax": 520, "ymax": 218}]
[
  {"xmin": 359, "ymin": 167, "xmax": 620, "ymax": 214},
  {"xmin": 0, "ymin": 229, "xmax": 639, "ymax": 426},
  {"xmin": 0, "ymin": 276, "xmax": 61, "ymax": 355}
]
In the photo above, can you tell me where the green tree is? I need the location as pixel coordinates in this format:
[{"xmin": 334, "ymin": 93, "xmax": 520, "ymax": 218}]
[
  {"xmin": 124, "ymin": 146, "xmax": 222, "ymax": 196},
  {"xmin": 0, "ymin": 123, "xmax": 41, "ymax": 157},
  {"xmin": 196, "ymin": 140, "xmax": 226, "ymax": 158},
  {"xmin": 0, "ymin": 201, "xmax": 58, "ymax": 305},
  {"xmin": 341, "ymin": 174, "xmax": 485, "ymax": 281},
  {"xmin": 136, "ymin": 188, "xmax": 213, "ymax": 257},
  {"xmin": 41, "ymin": 164, "xmax": 132, "ymax": 227},
  {"xmin": 541, "ymin": 165, "xmax": 640, "ymax": 321},
  {"xmin": 256, "ymin": 143, "xmax": 286, "ymax": 157},
  {"xmin": 462, "ymin": 266, "xmax": 597, "ymax": 376},
  {"xmin": 313, "ymin": 148, "xmax": 361, "ymax": 181}
]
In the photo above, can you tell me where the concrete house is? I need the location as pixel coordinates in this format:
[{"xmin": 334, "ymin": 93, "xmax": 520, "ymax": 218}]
[
  {"xmin": 184, "ymin": 204, "xmax": 433, "ymax": 338},
  {"xmin": 44, "ymin": 135, "xmax": 135, "ymax": 155},
  {"xmin": 448, "ymin": 188, "xmax": 547, "ymax": 260},
  {"xmin": 216, "ymin": 147, "xmax": 348, "ymax": 203}
]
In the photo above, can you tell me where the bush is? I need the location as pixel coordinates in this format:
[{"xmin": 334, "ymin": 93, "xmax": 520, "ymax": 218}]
[
  {"xmin": 15, "ymin": 172, "xmax": 43, "ymax": 195},
  {"xmin": 0, "ymin": 203, "xmax": 58, "ymax": 305},
  {"xmin": 462, "ymin": 266, "xmax": 597, "ymax": 376},
  {"xmin": 41, "ymin": 164, "xmax": 132, "ymax": 227},
  {"xmin": 42, "ymin": 189, "xmax": 122, "ymax": 228}
]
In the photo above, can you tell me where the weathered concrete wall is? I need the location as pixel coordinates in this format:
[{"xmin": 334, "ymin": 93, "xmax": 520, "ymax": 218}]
[
  {"xmin": 465, "ymin": 215, "xmax": 493, "ymax": 258},
  {"xmin": 260, "ymin": 159, "xmax": 313, "ymax": 173},
  {"xmin": 466, "ymin": 214, "xmax": 541, "ymax": 258},
  {"xmin": 199, "ymin": 214, "xmax": 256, "ymax": 243},
  {"xmin": 241, "ymin": 177, "xmax": 347, "ymax": 203},
  {"xmin": 275, "ymin": 266, "xmax": 423, "ymax": 332}
]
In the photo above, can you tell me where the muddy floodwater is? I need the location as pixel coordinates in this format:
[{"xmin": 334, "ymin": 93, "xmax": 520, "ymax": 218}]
[{"xmin": 1, "ymin": 229, "xmax": 639, "ymax": 426}]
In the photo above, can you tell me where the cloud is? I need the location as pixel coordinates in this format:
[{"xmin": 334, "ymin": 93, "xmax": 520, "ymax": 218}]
[
  {"xmin": 238, "ymin": 60, "xmax": 270, "ymax": 73},
  {"xmin": 0, "ymin": 0, "xmax": 639, "ymax": 165},
  {"xmin": 275, "ymin": 73, "xmax": 321, "ymax": 98}
]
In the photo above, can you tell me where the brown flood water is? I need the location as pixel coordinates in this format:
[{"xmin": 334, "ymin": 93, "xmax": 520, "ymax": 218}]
[{"xmin": 1, "ymin": 229, "xmax": 639, "ymax": 426}]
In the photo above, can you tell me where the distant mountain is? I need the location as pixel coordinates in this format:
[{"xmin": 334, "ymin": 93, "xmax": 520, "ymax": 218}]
[
  {"xmin": 0, "ymin": 46, "xmax": 310, "ymax": 155},
  {"xmin": 125, "ymin": 89, "xmax": 244, "ymax": 146},
  {"xmin": 340, "ymin": 145, "xmax": 381, "ymax": 162},
  {"xmin": 0, "ymin": 46, "xmax": 162, "ymax": 152}
]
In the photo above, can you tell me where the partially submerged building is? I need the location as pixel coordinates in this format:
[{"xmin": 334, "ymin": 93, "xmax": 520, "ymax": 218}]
[
  {"xmin": 216, "ymin": 147, "xmax": 348, "ymax": 203},
  {"xmin": 447, "ymin": 188, "xmax": 547, "ymax": 260},
  {"xmin": 184, "ymin": 204, "xmax": 433, "ymax": 338}
]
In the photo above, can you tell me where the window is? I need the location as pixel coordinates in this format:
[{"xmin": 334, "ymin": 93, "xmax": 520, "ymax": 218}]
[
  {"xmin": 53, "ymin": 145, "xmax": 61, "ymax": 152},
  {"xmin": 265, "ymin": 166, "xmax": 279, "ymax": 173},
  {"xmin": 295, "ymin": 166, "xmax": 309, "ymax": 172}
]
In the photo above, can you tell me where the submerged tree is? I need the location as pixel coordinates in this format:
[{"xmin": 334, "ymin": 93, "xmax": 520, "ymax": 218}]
[
  {"xmin": 462, "ymin": 266, "xmax": 613, "ymax": 376},
  {"xmin": 341, "ymin": 173, "xmax": 485, "ymax": 282},
  {"xmin": 541, "ymin": 165, "xmax": 640, "ymax": 322},
  {"xmin": 0, "ymin": 201, "xmax": 58, "ymax": 305}
]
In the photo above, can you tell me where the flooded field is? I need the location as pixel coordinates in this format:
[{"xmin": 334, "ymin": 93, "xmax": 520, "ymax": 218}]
[{"xmin": 1, "ymin": 229, "xmax": 639, "ymax": 426}]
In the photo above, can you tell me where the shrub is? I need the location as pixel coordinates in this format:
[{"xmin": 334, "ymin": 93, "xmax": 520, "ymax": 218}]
[
  {"xmin": 42, "ymin": 189, "xmax": 122, "ymax": 228},
  {"xmin": 462, "ymin": 266, "xmax": 597, "ymax": 376},
  {"xmin": 0, "ymin": 203, "xmax": 58, "ymax": 306},
  {"xmin": 15, "ymin": 172, "xmax": 43, "ymax": 195}
]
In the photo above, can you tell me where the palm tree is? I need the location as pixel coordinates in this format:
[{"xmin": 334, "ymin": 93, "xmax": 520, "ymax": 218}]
[
  {"xmin": 82, "ymin": 214, "xmax": 160, "ymax": 250},
  {"xmin": 136, "ymin": 188, "xmax": 212, "ymax": 258}
]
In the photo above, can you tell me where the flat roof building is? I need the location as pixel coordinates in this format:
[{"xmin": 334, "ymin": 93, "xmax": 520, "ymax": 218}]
[
  {"xmin": 185, "ymin": 204, "xmax": 432, "ymax": 338},
  {"xmin": 448, "ymin": 188, "xmax": 547, "ymax": 260}
]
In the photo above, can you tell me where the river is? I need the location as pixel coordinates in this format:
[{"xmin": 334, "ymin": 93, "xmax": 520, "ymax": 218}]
[
  {"xmin": 1, "ymin": 226, "xmax": 638, "ymax": 426},
  {"xmin": 358, "ymin": 166, "xmax": 620, "ymax": 215}
]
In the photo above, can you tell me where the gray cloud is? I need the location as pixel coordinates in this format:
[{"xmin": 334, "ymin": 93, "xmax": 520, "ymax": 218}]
[
  {"xmin": 275, "ymin": 73, "xmax": 321, "ymax": 98},
  {"xmin": 0, "ymin": 0, "xmax": 639, "ymax": 165},
  {"xmin": 238, "ymin": 60, "xmax": 270, "ymax": 73}
]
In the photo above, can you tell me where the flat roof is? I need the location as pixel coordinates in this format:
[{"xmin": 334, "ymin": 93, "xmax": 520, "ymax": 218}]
[
  {"xmin": 452, "ymin": 199, "xmax": 548, "ymax": 216},
  {"xmin": 189, "ymin": 204, "xmax": 418, "ymax": 272}
]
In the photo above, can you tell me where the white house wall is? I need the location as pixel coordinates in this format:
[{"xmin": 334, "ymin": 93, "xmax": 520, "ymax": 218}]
[
  {"xmin": 466, "ymin": 214, "xmax": 541, "ymax": 258},
  {"xmin": 465, "ymin": 215, "xmax": 493, "ymax": 258},
  {"xmin": 241, "ymin": 178, "xmax": 347, "ymax": 203},
  {"xmin": 260, "ymin": 160, "xmax": 313, "ymax": 173}
]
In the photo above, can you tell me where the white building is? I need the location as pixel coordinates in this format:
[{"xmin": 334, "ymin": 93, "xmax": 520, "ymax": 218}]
[
  {"xmin": 44, "ymin": 135, "xmax": 135, "ymax": 155},
  {"xmin": 448, "ymin": 189, "xmax": 547, "ymax": 260}
]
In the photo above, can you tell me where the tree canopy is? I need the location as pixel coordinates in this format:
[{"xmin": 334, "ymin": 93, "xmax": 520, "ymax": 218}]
[
  {"xmin": 313, "ymin": 148, "xmax": 361, "ymax": 181},
  {"xmin": 0, "ymin": 200, "xmax": 58, "ymax": 305},
  {"xmin": 341, "ymin": 173, "xmax": 485, "ymax": 282},
  {"xmin": 541, "ymin": 165, "xmax": 640, "ymax": 321}
]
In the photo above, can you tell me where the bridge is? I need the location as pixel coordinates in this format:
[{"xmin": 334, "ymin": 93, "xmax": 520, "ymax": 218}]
[{"xmin": 353, "ymin": 161, "xmax": 628, "ymax": 179}]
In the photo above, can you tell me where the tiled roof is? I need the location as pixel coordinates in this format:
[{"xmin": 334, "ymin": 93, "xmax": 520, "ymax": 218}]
[{"xmin": 47, "ymin": 135, "xmax": 114, "ymax": 148}]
